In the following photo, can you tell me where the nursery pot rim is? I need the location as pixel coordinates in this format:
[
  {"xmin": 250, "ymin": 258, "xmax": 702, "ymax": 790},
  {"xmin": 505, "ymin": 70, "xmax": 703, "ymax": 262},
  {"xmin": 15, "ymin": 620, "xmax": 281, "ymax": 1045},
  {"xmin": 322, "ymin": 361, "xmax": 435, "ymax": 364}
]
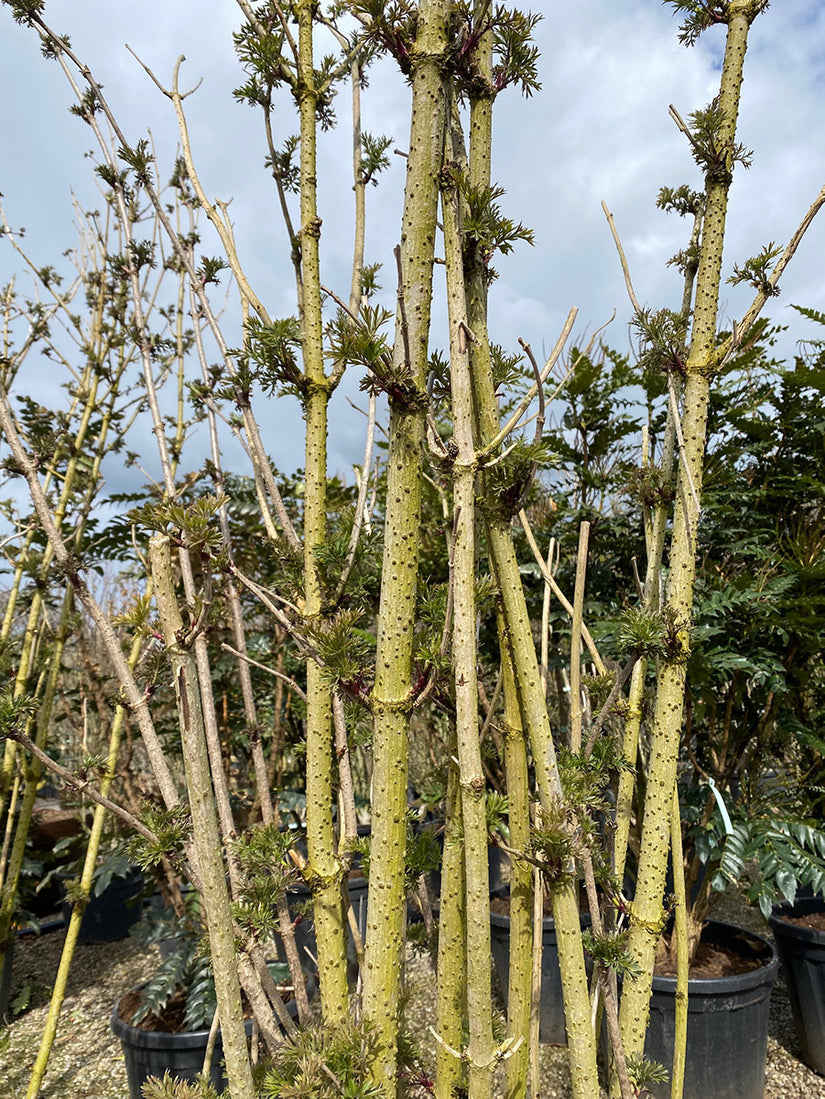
[
  {"xmin": 650, "ymin": 919, "xmax": 778, "ymax": 997},
  {"xmin": 110, "ymin": 987, "xmax": 245, "ymax": 1051},
  {"xmin": 769, "ymin": 897, "xmax": 825, "ymax": 943}
]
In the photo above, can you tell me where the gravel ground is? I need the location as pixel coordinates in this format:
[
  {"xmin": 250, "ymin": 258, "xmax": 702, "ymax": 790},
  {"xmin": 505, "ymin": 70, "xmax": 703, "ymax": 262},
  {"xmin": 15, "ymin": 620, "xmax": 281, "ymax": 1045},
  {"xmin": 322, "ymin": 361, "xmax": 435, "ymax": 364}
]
[{"xmin": 1, "ymin": 894, "xmax": 822, "ymax": 1098}]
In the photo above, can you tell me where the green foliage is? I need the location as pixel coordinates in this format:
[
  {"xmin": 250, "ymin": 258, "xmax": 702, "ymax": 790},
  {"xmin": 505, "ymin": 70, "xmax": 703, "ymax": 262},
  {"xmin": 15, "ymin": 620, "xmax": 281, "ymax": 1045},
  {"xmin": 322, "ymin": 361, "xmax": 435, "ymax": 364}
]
[
  {"xmin": 632, "ymin": 308, "xmax": 688, "ymax": 376},
  {"xmin": 359, "ymin": 132, "xmax": 393, "ymax": 186},
  {"xmin": 685, "ymin": 97, "xmax": 753, "ymax": 182},
  {"xmin": 130, "ymin": 494, "xmax": 227, "ymax": 557},
  {"xmin": 666, "ymin": 2, "xmax": 769, "ymax": 48},
  {"xmin": 128, "ymin": 804, "xmax": 192, "ymax": 871},
  {"xmin": 716, "ymin": 814, "xmax": 825, "ymax": 919},
  {"xmin": 444, "ymin": 170, "xmax": 534, "ymax": 281},
  {"xmin": 0, "ymin": 687, "xmax": 36, "ymax": 739},
  {"xmin": 560, "ymin": 739, "xmax": 631, "ymax": 820},
  {"xmin": 326, "ymin": 304, "xmax": 394, "ymax": 385},
  {"xmin": 260, "ymin": 1018, "xmax": 385, "ymax": 1099},
  {"xmin": 529, "ymin": 801, "xmax": 578, "ymax": 883},
  {"xmin": 615, "ymin": 606, "xmax": 668, "ymax": 658},
  {"xmin": 625, "ymin": 1052, "xmax": 669, "ymax": 1093},
  {"xmin": 656, "ymin": 184, "xmax": 704, "ymax": 219},
  {"xmin": 9, "ymin": 981, "xmax": 33, "ymax": 1017},
  {"xmin": 307, "ymin": 610, "xmax": 374, "ymax": 692},
  {"xmin": 728, "ymin": 241, "xmax": 782, "ymax": 297},
  {"xmin": 582, "ymin": 928, "xmax": 642, "ymax": 980},
  {"xmin": 666, "ymin": 1, "xmax": 728, "ymax": 48},
  {"xmin": 482, "ymin": 437, "xmax": 553, "ymax": 520},
  {"xmin": 490, "ymin": 6, "xmax": 542, "ymax": 97},
  {"xmin": 243, "ymin": 316, "xmax": 306, "ymax": 400},
  {"xmin": 131, "ymin": 891, "xmax": 218, "ymax": 1031},
  {"xmin": 141, "ymin": 1072, "xmax": 219, "ymax": 1099}
]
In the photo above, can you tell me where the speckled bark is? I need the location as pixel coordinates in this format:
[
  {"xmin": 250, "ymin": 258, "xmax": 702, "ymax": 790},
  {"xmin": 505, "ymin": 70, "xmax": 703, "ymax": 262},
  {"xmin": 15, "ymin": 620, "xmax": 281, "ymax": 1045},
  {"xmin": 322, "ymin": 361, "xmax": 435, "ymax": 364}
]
[
  {"xmin": 616, "ymin": 4, "xmax": 760, "ymax": 1083},
  {"xmin": 443, "ymin": 145, "xmax": 494, "ymax": 1097},
  {"xmin": 435, "ymin": 763, "xmax": 467, "ymax": 1099},
  {"xmin": 462, "ymin": 28, "xmax": 600, "ymax": 1095},
  {"xmin": 296, "ymin": 0, "xmax": 349, "ymax": 1021},
  {"xmin": 150, "ymin": 536, "xmax": 254, "ymax": 1099},
  {"xmin": 501, "ymin": 652, "xmax": 532, "ymax": 1099},
  {"xmin": 363, "ymin": 2, "xmax": 449, "ymax": 1092}
]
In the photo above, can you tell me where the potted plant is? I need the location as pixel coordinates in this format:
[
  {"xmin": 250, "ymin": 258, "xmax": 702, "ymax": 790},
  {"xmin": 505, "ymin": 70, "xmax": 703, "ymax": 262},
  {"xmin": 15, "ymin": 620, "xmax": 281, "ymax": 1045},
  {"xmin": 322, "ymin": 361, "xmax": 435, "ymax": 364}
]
[{"xmin": 111, "ymin": 890, "xmax": 310, "ymax": 1098}]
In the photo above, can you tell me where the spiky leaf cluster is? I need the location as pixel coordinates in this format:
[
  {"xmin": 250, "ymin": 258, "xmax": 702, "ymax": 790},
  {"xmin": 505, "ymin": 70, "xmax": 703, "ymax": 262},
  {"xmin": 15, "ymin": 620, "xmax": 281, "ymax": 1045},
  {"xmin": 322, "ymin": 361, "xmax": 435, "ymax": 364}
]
[
  {"xmin": 349, "ymin": 1, "xmax": 418, "ymax": 75},
  {"xmin": 625, "ymin": 1052, "xmax": 669, "ymax": 1091},
  {"xmin": 127, "ymin": 803, "xmax": 191, "ymax": 870},
  {"xmin": 632, "ymin": 307, "xmax": 688, "ymax": 376},
  {"xmin": 0, "ymin": 687, "xmax": 36, "ymax": 740},
  {"xmin": 326, "ymin": 303, "xmax": 393, "ymax": 378},
  {"xmin": 624, "ymin": 463, "xmax": 676, "ymax": 511},
  {"xmin": 447, "ymin": 171, "xmax": 534, "ymax": 278},
  {"xmin": 559, "ymin": 739, "xmax": 630, "ymax": 819},
  {"xmin": 615, "ymin": 605, "xmax": 668, "ymax": 657},
  {"xmin": 528, "ymin": 800, "xmax": 576, "ymax": 883},
  {"xmin": 306, "ymin": 610, "xmax": 374, "ymax": 692},
  {"xmin": 141, "ymin": 1073, "xmax": 219, "ymax": 1099},
  {"xmin": 657, "ymin": 183, "xmax": 705, "ymax": 219},
  {"xmin": 359, "ymin": 132, "xmax": 393, "ymax": 186},
  {"xmin": 686, "ymin": 98, "xmax": 753, "ymax": 183},
  {"xmin": 117, "ymin": 138, "xmax": 154, "ymax": 188},
  {"xmin": 260, "ymin": 1018, "xmax": 385, "ymax": 1099},
  {"xmin": 482, "ymin": 437, "xmax": 553, "ymax": 520},
  {"xmin": 490, "ymin": 7, "xmax": 542, "ymax": 96},
  {"xmin": 264, "ymin": 134, "xmax": 301, "ymax": 194},
  {"xmin": 243, "ymin": 316, "xmax": 306, "ymax": 399},
  {"xmin": 582, "ymin": 928, "xmax": 643, "ymax": 979},
  {"xmin": 728, "ymin": 242, "xmax": 782, "ymax": 297},
  {"xmin": 667, "ymin": 1, "xmax": 770, "ymax": 48}
]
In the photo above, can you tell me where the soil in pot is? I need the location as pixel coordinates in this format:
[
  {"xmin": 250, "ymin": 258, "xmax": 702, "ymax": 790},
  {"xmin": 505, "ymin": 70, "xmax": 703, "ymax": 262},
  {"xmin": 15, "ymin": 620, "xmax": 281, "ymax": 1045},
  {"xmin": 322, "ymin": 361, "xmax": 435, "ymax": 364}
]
[
  {"xmin": 490, "ymin": 891, "xmax": 591, "ymax": 1045},
  {"xmin": 769, "ymin": 897, "xmax": 825, "ymax": 1076},
  {"xmin": 637, "ymin": 920, "xmax": 779, "ymax": 1099}
]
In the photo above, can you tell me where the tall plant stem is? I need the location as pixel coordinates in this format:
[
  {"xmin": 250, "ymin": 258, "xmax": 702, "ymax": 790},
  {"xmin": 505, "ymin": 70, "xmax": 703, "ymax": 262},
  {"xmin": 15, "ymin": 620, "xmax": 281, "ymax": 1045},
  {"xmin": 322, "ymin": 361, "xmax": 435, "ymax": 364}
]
[
  {"xmin": 434, "ymin": 760, "xmax": 467, "ymax": 1099},
  {"xmin": 459, "ymin": 20, "xmax": 600, "ymax": 1094},
  {"xmin": 150, "ymin": 535, "xmax": 255, "ymax": 1099},
  {"xmin": 294, "ymin": 0, "xmax": 349, "ymax": 1023},
  {"xmin": 670, "ymin": 783, "xmax": 688, "ymax": 1099},
  {"xmin": 362, "ymin": 1, "xmax": 449, "ymax": 1091},
  {"xmin": 617, "ymin": 3, "xmax": 760, "ymax": 1079},
  {"xmin": 442, "ymin": 141, "xmax": 494, "ymax": 1097},
  {"xmin": 501, "ymin": 651, "xmax": 532, "ymax": 1099},
  {"xmin": 613, "ymin": 416, "xmax": 677, "ymax": 886}
]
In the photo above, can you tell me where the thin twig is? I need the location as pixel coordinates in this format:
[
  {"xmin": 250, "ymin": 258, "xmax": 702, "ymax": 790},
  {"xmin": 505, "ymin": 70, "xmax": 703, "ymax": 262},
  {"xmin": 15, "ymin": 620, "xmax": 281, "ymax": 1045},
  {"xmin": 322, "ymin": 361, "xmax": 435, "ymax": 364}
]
[
  {"xmin": 518, "ymin": 510, "xmax": 606, "ymax": 675},
  {"xmin": 601, "ymin": 201, "xmax": 642, "ymax": 315}
]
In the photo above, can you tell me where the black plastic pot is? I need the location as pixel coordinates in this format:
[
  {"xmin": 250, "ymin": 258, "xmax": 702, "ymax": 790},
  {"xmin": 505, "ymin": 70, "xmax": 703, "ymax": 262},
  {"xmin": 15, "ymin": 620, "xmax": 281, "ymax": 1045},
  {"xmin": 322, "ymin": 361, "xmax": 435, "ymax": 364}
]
[
  {"xmin": 490, "ymin": 894, "xmax": 592, "ymax": 1045},
  {"xmin": 60, "ymin": 867, "xmax": 144, "ymax": 944},
  {"xmin": 769, "ymin": 897, "xmax": 825, "ymax": 1076},
  {"xmin": 111, "ymin": 989, "xmax": 299, "ymax": 1098},
  {"xmin": 640, "ymin": 920, "xmax": 778, "ymax": 1099}
]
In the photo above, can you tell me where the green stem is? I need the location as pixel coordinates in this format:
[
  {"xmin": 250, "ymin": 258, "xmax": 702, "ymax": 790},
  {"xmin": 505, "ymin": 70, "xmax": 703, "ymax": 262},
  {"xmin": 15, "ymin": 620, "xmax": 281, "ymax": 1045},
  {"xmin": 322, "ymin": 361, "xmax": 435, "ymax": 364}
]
[
  {"xmin": 617, "ymin": 2, "xmax": 759, "ymax": 1074},
  {"xmin": 442, "ymin": 143, "xmax": 494, "ymax": 1097},
  {"xmin": 501, "ymin": 651, "xmax": 531, "ymax": 1099},
  {"xmin": 363, "ymin": 2, "xmax": 449, "ymax": 1091},
  {"xmin": 434, "ymin": 762, "xmax": 467, "ymax": 1099},
  {"xmin": 150, "ymin": 535, "xmax": 254, "ymax": 1099}
]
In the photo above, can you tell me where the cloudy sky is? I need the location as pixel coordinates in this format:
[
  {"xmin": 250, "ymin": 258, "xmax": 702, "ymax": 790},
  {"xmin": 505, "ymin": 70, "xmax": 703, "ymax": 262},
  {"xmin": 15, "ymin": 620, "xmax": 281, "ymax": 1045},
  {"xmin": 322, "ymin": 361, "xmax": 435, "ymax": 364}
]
[{"xmin": 1, "ymin": 0, "xmax": 824, "ymax": 488}]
